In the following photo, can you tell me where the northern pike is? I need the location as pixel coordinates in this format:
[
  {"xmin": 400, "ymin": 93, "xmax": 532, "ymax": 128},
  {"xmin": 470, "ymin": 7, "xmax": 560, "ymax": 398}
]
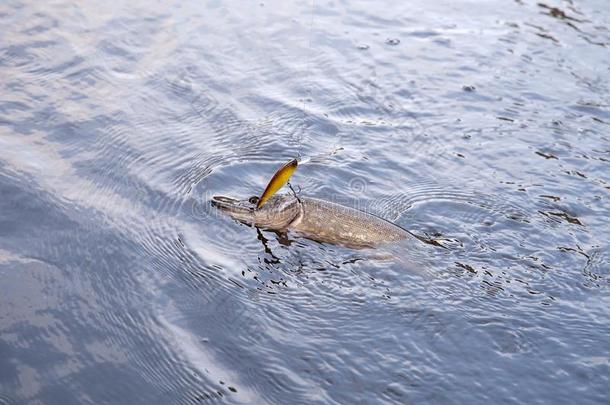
[{"xmin": 211, "ymin": 193, "xmax": 410, "ymax": 248}]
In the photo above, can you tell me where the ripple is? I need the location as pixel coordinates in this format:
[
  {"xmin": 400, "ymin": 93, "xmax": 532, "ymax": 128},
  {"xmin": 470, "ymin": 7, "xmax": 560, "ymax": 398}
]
[
  {"xmin": 371, "ymin": 180, "xmax": 530, "ymax": 225},
  {"xmin": 2, "ymin": 0, "xmax": 610, "ymax": 403}
]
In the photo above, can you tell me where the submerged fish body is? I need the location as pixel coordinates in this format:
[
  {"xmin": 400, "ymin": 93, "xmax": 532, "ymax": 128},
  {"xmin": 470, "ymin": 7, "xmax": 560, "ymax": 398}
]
[{"xmin": 212, "ymin": 194, "xmax": 409, "ymax": 248}]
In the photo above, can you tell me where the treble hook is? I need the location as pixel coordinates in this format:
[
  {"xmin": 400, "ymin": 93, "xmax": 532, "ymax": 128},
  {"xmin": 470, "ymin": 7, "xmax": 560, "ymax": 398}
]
[{"xmin": 287, "ymin": 182, "xmax": 301, "ymax": 203}]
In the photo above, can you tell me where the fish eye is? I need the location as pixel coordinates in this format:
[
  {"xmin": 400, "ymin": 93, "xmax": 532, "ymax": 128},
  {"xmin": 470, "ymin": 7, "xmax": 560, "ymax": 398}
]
[{"xmin": 248, "ymin": 196, "xmax": 259, "ymax": 204}]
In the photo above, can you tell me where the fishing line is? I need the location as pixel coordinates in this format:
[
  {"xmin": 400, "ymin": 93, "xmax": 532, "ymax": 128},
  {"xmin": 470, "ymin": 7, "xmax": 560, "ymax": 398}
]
[
  {"xmin": 298, "ymin": 0, "xmax": 315, "ymax": 159},
  {"xmin": 297, "ymin": 0, "xmax": 346, "ymax": 167}
]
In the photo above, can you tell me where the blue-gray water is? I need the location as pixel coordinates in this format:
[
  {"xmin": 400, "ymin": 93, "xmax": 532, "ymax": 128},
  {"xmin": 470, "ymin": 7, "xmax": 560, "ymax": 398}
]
[{"xmin": 1, "ymin": 0, "xmax": 609, "ymax": 404}]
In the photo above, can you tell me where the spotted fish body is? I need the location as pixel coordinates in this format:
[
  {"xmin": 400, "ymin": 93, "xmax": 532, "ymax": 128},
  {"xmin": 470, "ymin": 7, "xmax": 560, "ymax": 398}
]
[{"xmin": 212, "ymin": 194, "xmax": 409, "ymax": 248}]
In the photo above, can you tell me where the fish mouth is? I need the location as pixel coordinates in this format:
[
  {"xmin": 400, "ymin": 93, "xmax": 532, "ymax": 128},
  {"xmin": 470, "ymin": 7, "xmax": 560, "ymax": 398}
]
[
  {"xmin": 211, "ymin": 195, "xmax": 255, "ymax": 215},
  {"xmin": 212, "ymin": 194, "xmax": 302, "ymax": 230}
]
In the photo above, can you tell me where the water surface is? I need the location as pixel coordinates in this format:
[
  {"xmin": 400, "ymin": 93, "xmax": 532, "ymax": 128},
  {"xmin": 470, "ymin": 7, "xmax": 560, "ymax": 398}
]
[{"xmin": 1, "ymin": 0, "xmax": 609, "ymax": 403}]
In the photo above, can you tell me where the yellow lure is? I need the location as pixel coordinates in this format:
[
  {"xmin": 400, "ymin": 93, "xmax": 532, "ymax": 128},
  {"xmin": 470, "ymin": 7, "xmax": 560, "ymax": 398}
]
[{"xmin": 257, "ymin": 158, "xmax": 299, "ymax": 209}]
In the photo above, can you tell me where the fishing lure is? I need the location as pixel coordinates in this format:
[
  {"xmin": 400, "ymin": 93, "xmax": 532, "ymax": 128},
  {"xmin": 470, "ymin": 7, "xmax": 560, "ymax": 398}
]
[{"xmin": 257, "ymin": 158, "xmax": 299, "ymax": 209}]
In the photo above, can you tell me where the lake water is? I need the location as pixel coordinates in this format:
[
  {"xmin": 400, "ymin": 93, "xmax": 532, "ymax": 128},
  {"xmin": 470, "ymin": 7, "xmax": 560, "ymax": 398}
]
[{"xmin": 1, "ymin": 0, "xmax": 609, "ymax": 403}]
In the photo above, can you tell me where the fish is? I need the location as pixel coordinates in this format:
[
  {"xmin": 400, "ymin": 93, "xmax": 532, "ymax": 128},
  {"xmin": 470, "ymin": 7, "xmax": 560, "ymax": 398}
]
[
  {"xmin": 211, "ymin": 193, "xmax": 410, "ymax": 249},
  {"xmin": 256, "ymin": 158, "xmax": 298, "ymax": 209}
]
